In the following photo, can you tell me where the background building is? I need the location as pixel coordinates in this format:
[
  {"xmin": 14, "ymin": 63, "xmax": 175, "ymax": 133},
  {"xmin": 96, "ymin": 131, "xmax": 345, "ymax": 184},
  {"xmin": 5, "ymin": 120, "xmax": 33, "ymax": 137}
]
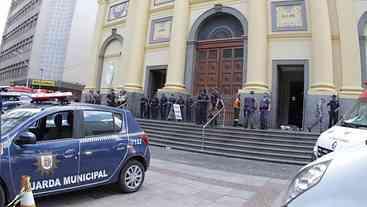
[
  {"xmin": 0, "ymin": 0, "xmax": 98, "ymax": 97},
  {"xmin": 90, "ymin": 0, "xmax": 367, "ymax": 130}
]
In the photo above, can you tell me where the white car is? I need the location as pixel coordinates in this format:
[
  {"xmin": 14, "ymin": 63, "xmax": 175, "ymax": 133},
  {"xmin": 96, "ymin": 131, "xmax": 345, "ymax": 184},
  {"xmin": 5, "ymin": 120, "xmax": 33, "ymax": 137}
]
[
  {"xmin": 313, "ymin": 93, "xmax": 367, "ymax": 159},
  {"xmin": 283, "ymin": 145, "xmax": 367, "ymax": 206}
]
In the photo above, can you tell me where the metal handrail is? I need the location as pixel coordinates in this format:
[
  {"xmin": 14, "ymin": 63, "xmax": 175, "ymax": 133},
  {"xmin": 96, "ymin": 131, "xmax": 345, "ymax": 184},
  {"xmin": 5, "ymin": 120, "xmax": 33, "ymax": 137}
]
[{"xmin": 201, "ymin": 107, "xmax": 225, "ymax": 150}]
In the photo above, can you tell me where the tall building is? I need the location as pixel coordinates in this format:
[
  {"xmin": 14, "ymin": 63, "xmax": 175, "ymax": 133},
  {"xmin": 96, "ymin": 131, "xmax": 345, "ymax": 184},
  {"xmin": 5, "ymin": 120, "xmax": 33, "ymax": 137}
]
[
  {"xmin": 90, "ymin": 0, "xmax": 367, "ymax": 129},
  {"xmin": 0, "ymin": 0, "xmax": 93, "ymax": 94}
]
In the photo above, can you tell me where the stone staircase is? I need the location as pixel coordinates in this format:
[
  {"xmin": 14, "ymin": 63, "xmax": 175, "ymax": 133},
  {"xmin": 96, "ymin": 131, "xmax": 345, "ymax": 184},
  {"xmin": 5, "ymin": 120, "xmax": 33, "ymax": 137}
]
[{"xmin": 137, "ymin": 119, "xmax": 319, "ymax": 165}]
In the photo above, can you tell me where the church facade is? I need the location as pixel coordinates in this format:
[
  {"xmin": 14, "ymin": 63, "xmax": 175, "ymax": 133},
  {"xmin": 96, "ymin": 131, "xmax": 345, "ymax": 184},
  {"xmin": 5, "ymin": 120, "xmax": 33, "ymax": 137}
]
[{"xmin": 88, "ymin": 0, "xmax": 367, "ymax": 129}]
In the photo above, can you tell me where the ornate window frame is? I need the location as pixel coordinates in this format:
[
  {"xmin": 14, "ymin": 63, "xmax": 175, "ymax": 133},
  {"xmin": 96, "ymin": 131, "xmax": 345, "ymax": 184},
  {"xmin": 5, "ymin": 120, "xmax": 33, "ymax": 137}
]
[
  {"xmin": 107, "ymin": 0, "xmax": 129, "ymax": 22},
  {"xmin": 149, "ymin": 16, "xmax": 173, "ymax": 44},
  {"xmin": 153, "ymin": 0, "xmax": 174, "ymax": 7},
  {"xmin": 271, "ymin": 0, "xmax": 308, "ymax": 32}
]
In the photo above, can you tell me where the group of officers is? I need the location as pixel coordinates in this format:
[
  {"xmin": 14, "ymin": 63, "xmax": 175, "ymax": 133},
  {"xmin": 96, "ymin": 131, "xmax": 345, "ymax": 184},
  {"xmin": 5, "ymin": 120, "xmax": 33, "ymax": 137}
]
[
  {"xmin": 139, "ymin": 89, "xmax": 225, "ymax": 125},
  {"xmin": 138, "ymin": 89, "xmax": 271, "ymax": 129},
  {"xmin": 84, "ymin": 88, "xmax": 341, "ymax": 131}
]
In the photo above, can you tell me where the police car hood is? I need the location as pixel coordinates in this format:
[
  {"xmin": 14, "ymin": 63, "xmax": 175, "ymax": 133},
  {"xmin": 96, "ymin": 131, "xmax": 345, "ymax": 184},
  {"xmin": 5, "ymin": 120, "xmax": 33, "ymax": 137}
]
[{"xmin": 317, "ymin": 126, "xmax": 367, "ymax": 151}]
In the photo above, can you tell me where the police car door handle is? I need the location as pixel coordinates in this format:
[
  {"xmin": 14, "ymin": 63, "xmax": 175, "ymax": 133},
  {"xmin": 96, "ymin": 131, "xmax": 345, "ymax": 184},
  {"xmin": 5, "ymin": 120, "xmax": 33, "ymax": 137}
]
[
  {"xmin": 114, "ymin": 143, "xmax": 126, "ymax": 151},
  {"xmin": 64, "ymin": 149, "xmax": 76, "ymax": 159}
]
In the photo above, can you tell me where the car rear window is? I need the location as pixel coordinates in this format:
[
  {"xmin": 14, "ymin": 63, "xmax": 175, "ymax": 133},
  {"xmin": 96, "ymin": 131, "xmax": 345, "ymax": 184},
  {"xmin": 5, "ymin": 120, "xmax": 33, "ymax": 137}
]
[{"xmin": 83, "ymin": 111, "xmax": 123, "ymax": 137}]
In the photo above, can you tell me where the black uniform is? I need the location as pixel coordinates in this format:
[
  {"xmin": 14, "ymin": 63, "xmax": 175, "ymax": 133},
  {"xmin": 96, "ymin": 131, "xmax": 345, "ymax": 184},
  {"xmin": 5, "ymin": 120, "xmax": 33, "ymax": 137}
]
[
  {"xmin": 210, "ymin": 92, "xmax": 219, "ymax": 109},
  {"xmin": 140, "ymin": 97, "xmax": 148, "ymax": 118},
  {"xmin": 197, "ymin": 91, "xmax": 209, "ymax": 124},
  {"xmin": 327, "ymin": 97, "xmax": 339, "ymax": 128},
  {"xmin": 160, "ymin": 95, "xmax": 168, "ymax": 120},
  {"xmin": 177, "ymin": 96, "xmax": 185, "ymax": 121},
  {"xmin": 106, "ymin": 91, "xmax": 116, "ymax": 107},
  {"xmin": 186, "ymin": 97, "xmax": 194, "ymax": 122},
  {"xmin": 150, "ymin": 96, "xmax": 160, "ymax": 120},
  {"xmin": 94, "ymin": 92, "xmax": 101, "ymax": 105}
]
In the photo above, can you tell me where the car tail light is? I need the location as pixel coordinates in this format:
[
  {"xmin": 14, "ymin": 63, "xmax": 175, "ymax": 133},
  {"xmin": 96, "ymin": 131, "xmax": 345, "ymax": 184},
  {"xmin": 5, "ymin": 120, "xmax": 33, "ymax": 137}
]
[{"xmin": 139, "ymin": 133, "xmax": 149, "ymax": 145}]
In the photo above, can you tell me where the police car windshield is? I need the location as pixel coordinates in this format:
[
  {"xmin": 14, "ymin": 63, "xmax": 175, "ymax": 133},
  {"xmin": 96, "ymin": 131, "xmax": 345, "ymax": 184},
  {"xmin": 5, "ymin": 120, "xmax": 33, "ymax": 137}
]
[
  {"xmin": 1, "ymin": 108, "xmax": 41, "ymax": 134},
  {"xmin": 341, "ymin": 100, "xmax": 367, "ymax": 128}
]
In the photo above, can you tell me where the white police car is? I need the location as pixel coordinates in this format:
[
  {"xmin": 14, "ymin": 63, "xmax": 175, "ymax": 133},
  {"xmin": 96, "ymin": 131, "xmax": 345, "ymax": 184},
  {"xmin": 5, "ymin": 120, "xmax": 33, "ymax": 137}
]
[
  {"xmin": 0, "ymin": 102, "xmax": 150, "ymax": 206},
  {"xmin": 1, "ymin": 92, "xmax": 32, "ymax": 112},
  {"xmin": 313, "ymin": 90, "xmax": 367, "ymax": 159}
]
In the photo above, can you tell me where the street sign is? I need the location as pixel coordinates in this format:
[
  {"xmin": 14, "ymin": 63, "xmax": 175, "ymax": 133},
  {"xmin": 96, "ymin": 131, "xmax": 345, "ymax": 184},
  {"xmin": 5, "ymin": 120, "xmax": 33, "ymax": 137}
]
[
  {"xmin": 32, "ymin": 80, "xmax": 56, "ymax": 87},
  {"xmin": 173, "ymin": 104, "xmax": 182, "ymax": 120}
]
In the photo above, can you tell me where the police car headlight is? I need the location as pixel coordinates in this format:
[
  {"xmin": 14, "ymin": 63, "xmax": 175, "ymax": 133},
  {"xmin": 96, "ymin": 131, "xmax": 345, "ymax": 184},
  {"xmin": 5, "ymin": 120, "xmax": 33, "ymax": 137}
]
[{"xmin": 285, "ymin": 160, "xmax": 331, "ymax": 204}]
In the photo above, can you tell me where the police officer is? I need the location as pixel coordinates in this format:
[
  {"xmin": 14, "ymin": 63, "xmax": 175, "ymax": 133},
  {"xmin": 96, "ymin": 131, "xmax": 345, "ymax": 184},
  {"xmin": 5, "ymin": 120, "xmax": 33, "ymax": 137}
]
[
  {"xmin": 327, "ymin": 95, "xmax": 340, "ymax": 128},
  {"xmin": 167, "ymin": 94, "xmax": 176, "ymax": 121},
  {"xmin": 196, "ymin": 92, "xmax": 203, "ymax": 124},
  {"xmin": 201, "ymin": 89, "xmax": 210, "ymax": 124},
  {"xmin": 259, "ymin": 93, "xmax": 271, "ymax": 130},
  {"xmin": 150, "ymin": 95, "xmax": 160, "ymax": 120},
  {"xmin": 106, "ymin": 89, "xmax": 116, "ymax": 107},
  {"xmin": 210, "ymin": 89, "xmax": 219, "ymax": 109},
  {"xmin": 186, "ymin": 96, "xmax": 194, "ymax": 122},
  {"xmin": 233, "ymin": 94, "xmax": 241, "ymax": 127},
  {"xmin": 244, "ymin": 91, "xmax": 257, "ymax": 129},
  {"xmin": 140, "ymin": 96, "xmax": 148, "ymax": 118},
  {"xmin": 94, "ymin": 90, "xmax": 101, "ymax": 105},
  {"xmin": 160, "ymin": 94, "xmax": 168, "ymax": 120},
  {"xmin": 213, "ymin": 94, "xmax": 224, "ymax": 126},
  {"xmin": 308, "ymin": 98, "xmax": 326, "ymax": 133}
]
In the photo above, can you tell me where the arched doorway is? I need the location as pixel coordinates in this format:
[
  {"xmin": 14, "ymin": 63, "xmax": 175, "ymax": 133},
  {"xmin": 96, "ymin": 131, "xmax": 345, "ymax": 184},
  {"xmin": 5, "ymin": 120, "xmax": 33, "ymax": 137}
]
[
  {"xmin": 188, "ymin": 6, "xmax": 248, "ymax": 123},
  {"xmin": 97, "ymin": 29, "xmax": 123, "ymax": 90}
]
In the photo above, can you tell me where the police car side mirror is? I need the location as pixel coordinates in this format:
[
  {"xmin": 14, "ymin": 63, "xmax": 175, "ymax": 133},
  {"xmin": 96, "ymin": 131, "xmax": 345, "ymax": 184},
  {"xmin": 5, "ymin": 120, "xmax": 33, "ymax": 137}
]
[{"xmin": 15, "ymin": 132, "xmax": 37, "ymax": 146}]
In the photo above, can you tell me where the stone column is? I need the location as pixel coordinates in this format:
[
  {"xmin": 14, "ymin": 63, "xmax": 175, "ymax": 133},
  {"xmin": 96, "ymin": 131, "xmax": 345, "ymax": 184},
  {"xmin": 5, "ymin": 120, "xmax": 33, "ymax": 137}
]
[
  {"xmin": 124, "ymin": 0, "xmax": 150, "ymax": 92},
  {"xmin": 309, "ymin": 0, "xmax": 336, "ymax": 94},
  {"xmin": 335, "ymin": 0, "xmax": 363, "ymax": 97},
  {"xmin": 163, "ymin": 0, "xmax": 190, "ymax": 93},
  {"xmin": 89, "ymin": 0, "xmax": 108, "ymax": 90},
  {"xmin": 243, "ymin": 0, "xmax": 268, "ymax": 92},
  {"xmin": 123, "ymin": 0, "xmax": 150, "ymax": 116}
]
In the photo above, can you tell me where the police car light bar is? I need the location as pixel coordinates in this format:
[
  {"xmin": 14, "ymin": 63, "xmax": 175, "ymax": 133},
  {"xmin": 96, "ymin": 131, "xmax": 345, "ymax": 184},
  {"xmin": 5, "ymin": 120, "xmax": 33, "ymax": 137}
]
[{"xmin": 31, "ymin": 92, "xmax": 73, "ymax": 101}]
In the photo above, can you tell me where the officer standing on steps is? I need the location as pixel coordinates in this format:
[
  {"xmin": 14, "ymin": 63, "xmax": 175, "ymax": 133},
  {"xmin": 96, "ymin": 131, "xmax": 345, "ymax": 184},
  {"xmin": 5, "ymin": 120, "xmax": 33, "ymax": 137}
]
[
  {"xmin": 243, "ymin": 91, "xmax": 257, "ymax": 129},
  {"xmin": 106, "ymin": 89, "xmax": 116, "ymax": 107},
  {"xmin": 197, "ymin": 89, "xmax": 210, "ymax": 124},
  {"xmin": 94, "ymin": 90, "xmax": 101, "ymax": 105},
  {"xmin": 160, "ymin": 94, "xmax": 168, "ymax": 120},
  {"xmin": 177, "ymin": 96, "xmax": 186, "ymax": 121},
  {"xmin": 186, "ymin": 96, "xmax": 194, "ymax": 122},
  {"xmin": 150, "ymin": 94, "xmax": 160, "ymax": 120},
  {"xmin": 140, "ymin": 96, "xmax": 148, "ymax": 118},
  {"xmin": 259, "ymin": 93, "xmax": 271, "ymax": 130},
  {"xmin": 327, "ymin": 95, "xmax": 340, "ymax": 128},
  {"xmin": 233, "ymin": 94, "xmax": 241, "ymax": 127}
]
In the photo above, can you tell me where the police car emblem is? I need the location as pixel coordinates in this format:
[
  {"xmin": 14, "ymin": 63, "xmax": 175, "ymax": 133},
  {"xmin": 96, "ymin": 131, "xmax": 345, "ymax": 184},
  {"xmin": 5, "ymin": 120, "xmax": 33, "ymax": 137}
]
[
  {"xmin": 35, "ymin": 154, "xmax": 59, "ymax": 176},
  {"xmin": 331, "ymin": 141, "xmax": 338, "ymax": 150}
]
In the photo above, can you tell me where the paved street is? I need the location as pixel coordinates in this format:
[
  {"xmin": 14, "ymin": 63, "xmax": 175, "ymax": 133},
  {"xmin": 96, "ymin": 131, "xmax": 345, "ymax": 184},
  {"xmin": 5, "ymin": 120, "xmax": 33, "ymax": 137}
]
[{"xmin": 37, "ymin": 146, "xmax": 301, "ymax": 207}]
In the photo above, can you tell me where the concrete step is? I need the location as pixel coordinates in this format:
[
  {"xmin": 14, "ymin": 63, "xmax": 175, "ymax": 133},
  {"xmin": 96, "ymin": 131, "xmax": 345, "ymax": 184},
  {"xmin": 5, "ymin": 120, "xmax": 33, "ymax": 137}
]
[
  {"xmin": 139, "ymin": 121, "xmax": 319, "ymax": 141},
  {"xmin": 144, "ymin": 129, "xmax": 314, "ymax": 151},
  {"xmin": 139, "ymin": 119, "xmax": 316, "ymax": 165},
  {"xmin": 150, "ymin": 140, "xmax": 311, "ymax": 165},
  {"xmin": 142, "ymin": 125, "xmax": 317, "ymax": 145},
  {"xmin": 148, "ymin": 133, "xmax": 313, "ymax": 156},
  {"xmin": 138, "ymin": 118, "xmax": 319, "ymax": 137}
]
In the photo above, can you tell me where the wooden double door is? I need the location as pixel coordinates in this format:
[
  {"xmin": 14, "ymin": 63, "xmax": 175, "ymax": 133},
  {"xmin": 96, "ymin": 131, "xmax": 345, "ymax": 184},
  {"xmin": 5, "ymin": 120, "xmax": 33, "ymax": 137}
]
[{"xmin": 194, "ymin": 38, "xmax": 245, "ymax": 123}]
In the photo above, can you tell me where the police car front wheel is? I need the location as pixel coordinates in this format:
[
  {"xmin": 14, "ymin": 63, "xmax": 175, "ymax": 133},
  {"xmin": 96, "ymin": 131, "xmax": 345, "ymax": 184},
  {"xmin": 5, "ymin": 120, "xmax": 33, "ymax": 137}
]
[{"xmin": 119, "ymin": 160, "xmax": 145, "ymax": 193}]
